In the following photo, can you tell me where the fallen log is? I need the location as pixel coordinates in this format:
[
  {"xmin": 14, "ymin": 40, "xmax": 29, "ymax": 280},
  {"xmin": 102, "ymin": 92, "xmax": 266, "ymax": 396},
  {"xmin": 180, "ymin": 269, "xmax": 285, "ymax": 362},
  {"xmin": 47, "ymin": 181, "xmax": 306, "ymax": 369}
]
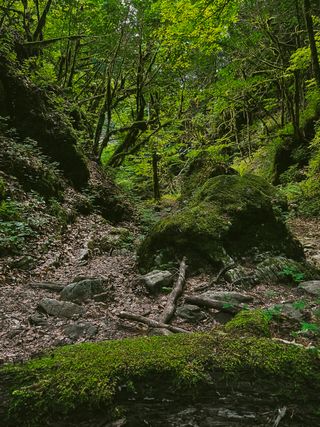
[
  {"xmin": 184, "ymin": 295, "xmax": 242, "ymax": 314},
  {"xmin": 118, "ymin": 311, "xmax": 189, "ymax": 334},
  {"xmin": 160, "ymin": 257, "xmax": 187, "ymax": 324}
]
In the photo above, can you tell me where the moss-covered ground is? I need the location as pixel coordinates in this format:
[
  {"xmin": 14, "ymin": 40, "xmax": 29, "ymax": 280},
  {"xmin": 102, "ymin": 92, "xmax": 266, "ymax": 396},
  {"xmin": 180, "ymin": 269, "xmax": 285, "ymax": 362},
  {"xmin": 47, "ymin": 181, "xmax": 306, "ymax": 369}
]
[{"xmin": 2, "ymin": 331, "xmax": 319, "ymax": 426}]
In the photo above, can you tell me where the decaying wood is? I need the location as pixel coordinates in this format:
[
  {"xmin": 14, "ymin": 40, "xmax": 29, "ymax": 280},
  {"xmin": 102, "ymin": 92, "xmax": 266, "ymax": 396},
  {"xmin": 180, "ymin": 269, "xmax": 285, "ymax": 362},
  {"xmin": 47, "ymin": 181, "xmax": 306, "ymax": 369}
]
[
  {"xmin": 160, "ymin": 257, "xmax": 187, "ymax": 324},
  {"xmin": 273, "ymin": 406, "xmax": 287, "ymax": 427},
  {"xmin": 118, "ymin": 311, "xmax": 189, "ymax": 334},
  {"xmin": 185, "ymin": 295, "xmax": 242, "ymax": 314},
  {"xmin": 29, "ymin": 282, "xmax": 65, "ymax": 292}
]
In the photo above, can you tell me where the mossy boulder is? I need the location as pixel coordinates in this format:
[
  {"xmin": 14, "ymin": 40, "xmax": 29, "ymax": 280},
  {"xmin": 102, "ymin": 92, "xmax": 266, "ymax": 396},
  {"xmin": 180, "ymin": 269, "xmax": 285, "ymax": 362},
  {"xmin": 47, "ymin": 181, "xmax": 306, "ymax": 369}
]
[
  {"xmin": 1, "ymin": 333, "xmax": 319, "ymax": 426},
  {"xmin": 225, "ymin": 309, "xmax": 271, "ymax": 337},
  {"xmin": 138, "ymin": 174, "xmax": 303, "ymax": 271}
]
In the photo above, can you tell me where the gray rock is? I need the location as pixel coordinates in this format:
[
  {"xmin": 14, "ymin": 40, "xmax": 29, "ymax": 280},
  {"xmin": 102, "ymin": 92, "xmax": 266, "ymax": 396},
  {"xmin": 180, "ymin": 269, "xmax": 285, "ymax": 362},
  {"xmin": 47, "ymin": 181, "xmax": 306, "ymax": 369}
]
[
  {"xmin": 141, "ymin": 270, "xmax": 173, "ymax": 293},
  {"xmin": 10, "ymin": 256, "xmax": 36, "ymax": 270},
  {"xmin": 278, "ymin": 303, "xmax": 304, "ymax": 321},
  {"xmin": 202, "ymin": 291, "xmax": 253, "ymax": 304},
  {"xmin": 64, "ymin": 322, "xmax": 98, "ymax": 340},
  {"xmin": 38, "ymin": 298, "xmax": 84, "ymax": 319},
  {"xmin": 78, "ymin": 248, "xmax": 89, "ymax": 262},
  {"xmin": 214, "ymin": 311, "xmax": 234, "ymax": 324},
  {"xmin": 148, "ymin": 328, "xmax": 173, "ymax": 336},
  {"xmin": 299, "ymin": 280, "xmax": 320, "ymax": 296},
  {"xmin": 29, "ymin": 314, "xmax": 48, "ymax": 326},
  {"xmin": 60, "ymin": 278, "xmax": 108, "ymax": 303},
  {"xmin": 176, "ymin": 304, "xmax": 206, "ymax": 323}
]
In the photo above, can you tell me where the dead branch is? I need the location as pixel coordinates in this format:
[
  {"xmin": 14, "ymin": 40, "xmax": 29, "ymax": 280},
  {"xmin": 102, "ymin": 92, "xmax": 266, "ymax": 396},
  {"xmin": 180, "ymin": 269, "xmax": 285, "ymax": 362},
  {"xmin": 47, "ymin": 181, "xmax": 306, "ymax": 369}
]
[
  {"xmin": 118, "ymin": 311, "xmax": 189, "ymax": 334},
  {"xmin": 273, "ymin": 406, "xmax": 287, "ymax": 427},
  {"xmin": 184, "ymin": 295, "xmax": 242, "ymax": 314},
  {"xmin": 195, "ymin": 263, "xmax": 235, "ymax": 292},
  {"xmin": 160, "ymin": 257, "xmax": 187, "ymax": 324},
  {"xmin": 29, "ymin": 282, "xmax": 65, "ymax": 292}
]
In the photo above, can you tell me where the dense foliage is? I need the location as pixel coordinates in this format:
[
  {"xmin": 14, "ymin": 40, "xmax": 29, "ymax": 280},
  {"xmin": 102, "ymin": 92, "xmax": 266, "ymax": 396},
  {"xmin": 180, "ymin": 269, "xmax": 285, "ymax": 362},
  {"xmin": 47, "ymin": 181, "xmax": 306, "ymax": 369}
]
[{"xmin": 1, "ymin": 0, "xmax": 320, "ymax": 212}]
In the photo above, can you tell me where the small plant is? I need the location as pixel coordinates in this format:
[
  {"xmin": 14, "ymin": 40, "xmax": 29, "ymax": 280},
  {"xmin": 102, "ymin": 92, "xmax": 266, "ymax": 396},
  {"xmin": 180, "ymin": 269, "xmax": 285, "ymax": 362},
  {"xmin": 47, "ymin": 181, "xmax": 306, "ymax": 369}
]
[
  {"xmin": 291, "ymin": 300, "xmax": 307, "ymax": 310},
  {"xmin": 264, "ymin": 305, "xmax": 282, "ymax": 321},
  {"xmin": 300, "ymin": 322, "xmax": 320, "ymax": 334},
  {"xmin": 0, "ymin": 221, "xmax": 36, "ymax": 254},
  {"xmin": 279, "ymin": 266, "xmax": 305, "ymax": 284},
  {"xmin": 0, "ymin": 200, "xmax": 21, "ymax": 221}
]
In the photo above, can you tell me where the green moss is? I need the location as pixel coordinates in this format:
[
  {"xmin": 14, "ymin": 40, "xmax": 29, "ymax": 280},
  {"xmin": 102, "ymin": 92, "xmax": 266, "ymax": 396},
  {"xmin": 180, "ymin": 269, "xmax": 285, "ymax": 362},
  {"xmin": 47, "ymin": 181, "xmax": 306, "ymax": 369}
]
[
  {"xmin": 138, "ymin": 174, "xmax": 302, "ymax": 271},
  {"xmin": 225, "ymin": 309, "xmax": 271, "ymax": 337},
  {"xmin": 3, "ymin": 332, "xmax": 320, "ymax": 426},
  {"xmin": 181, "ymin": 152, "xmax": 236, "ymax": 199}
]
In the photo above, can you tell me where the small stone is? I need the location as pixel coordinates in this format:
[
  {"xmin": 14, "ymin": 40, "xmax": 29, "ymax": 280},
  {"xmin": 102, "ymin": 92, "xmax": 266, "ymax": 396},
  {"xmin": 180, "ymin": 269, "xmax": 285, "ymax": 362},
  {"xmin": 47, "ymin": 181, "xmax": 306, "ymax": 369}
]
[
  {"xmin": 64, "ymin": 322, "xmax": 98, "ymax": 340},
  {"xmin": 176, "ymin": 304, "xmax": 206, "ymax": 323},
  {"xmin": 299, "ymin": 281, "xmax": 320, "ymax": 297},
  {"xmin": 61, "ymin": 278, "xmax": 108, "ymax": 303},
  {"xmin": 278, "ymin": 303, "xmax": 304, "ymax": 321},
  {"xmin": 29, "ymin": 314, "xmax": 48, "ymax": 326},
  {"xmin": 148, "ymin": 328, "xmax": 173, "ymax": 336},
  {"xmin": 141, "ymin": 270, "xmax": 173, "ymax": 293},
  {"xmin": 38, "ymin": 298, "xmax": 84, "ymax": 319},
  {"xmin": 78, "ymin": 248, "xmax": 89, "ymax": 262}
]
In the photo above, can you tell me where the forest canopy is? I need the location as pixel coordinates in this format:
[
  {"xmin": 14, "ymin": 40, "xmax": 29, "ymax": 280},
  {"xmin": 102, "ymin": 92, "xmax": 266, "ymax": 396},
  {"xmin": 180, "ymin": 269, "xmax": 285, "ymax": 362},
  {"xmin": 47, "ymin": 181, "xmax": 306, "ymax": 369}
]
[{"xmin": 1, "ymin": 0, "xmax": 320, "ymax": 212}]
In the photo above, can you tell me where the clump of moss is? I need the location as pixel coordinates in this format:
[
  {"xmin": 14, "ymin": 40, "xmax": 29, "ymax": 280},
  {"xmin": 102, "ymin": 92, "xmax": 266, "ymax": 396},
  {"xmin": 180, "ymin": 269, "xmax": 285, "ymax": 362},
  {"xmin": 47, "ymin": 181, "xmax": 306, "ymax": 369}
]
[
  {"xmin": 138, "ymin": 174, "xmax": 303, "ymax": 271},
  {"xmin": 2, "ymin": 332, "xmax": 320, "ymax": 426},
  {"xmin": 225, "ymin": 309, "xmax": 271, "ymax": 337}
]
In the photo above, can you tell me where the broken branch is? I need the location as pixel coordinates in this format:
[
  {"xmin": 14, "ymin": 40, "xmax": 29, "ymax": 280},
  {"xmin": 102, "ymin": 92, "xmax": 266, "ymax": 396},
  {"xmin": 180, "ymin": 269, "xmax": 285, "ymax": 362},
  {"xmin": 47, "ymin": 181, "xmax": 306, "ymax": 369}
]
[
  {"xmin": 118, "ymin": 311, "xmax": 189, "ymax": 334},
  {"xmin": 160, "ymin": 257, "xmax": 187, "ymax": 324}
]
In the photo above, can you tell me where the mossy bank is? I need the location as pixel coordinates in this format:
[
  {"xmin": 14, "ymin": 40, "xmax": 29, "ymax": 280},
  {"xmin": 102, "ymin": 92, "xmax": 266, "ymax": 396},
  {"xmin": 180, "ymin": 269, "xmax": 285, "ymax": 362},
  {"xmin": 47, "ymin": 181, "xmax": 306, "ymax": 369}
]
[{"xmin": 1, "ymin": 330, "xmax": 319, "ymax": 426}]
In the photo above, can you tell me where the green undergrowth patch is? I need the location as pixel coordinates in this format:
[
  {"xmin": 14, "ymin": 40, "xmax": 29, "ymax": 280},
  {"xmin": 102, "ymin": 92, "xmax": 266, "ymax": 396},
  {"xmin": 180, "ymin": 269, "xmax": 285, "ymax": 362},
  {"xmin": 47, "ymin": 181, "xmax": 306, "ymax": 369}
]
[{"xmin": 3, "ymin": 332, "xmax": 320, "ymax": 426}]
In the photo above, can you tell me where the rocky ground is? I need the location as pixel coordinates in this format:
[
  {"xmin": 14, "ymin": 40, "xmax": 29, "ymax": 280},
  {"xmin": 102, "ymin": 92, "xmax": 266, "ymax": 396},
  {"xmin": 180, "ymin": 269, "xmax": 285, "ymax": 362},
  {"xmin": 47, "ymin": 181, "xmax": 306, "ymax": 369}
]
[{"xmin": 0, "ymin": 214, "xmax": 320, "ymax": 364}]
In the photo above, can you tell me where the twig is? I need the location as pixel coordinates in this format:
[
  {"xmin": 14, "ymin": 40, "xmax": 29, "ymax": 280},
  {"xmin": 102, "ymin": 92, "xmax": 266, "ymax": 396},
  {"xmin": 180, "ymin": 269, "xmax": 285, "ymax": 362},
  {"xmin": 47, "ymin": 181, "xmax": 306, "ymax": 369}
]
[
  {"xmin": 29, "ymin": 282, "xmax": 65, "ymax": 292},
  {"xmin": 185, "ymin": 295, "xmax": 242, "ymax": 314},
  {"xmin": 195, "ymin": 263, "xmax": 235, "ymax": 292},
  {"xmin": 273, "ymin": 407, "xmax": 287, "ymax": 427},
  {"xmin": 160, "ymin": 257, "xmax": 187, "ymax": 324},
  {"xmin": 118, "ymin": 311, "xmax": 189, "ymax": 334}
]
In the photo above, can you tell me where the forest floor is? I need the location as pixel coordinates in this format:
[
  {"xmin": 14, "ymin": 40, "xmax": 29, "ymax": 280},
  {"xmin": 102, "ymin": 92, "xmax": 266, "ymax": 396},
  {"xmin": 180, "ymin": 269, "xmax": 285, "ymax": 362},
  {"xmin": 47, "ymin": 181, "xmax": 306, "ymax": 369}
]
[{"xmin": 0, "ymin": 214, "xmax": 320, "ymax": 364}]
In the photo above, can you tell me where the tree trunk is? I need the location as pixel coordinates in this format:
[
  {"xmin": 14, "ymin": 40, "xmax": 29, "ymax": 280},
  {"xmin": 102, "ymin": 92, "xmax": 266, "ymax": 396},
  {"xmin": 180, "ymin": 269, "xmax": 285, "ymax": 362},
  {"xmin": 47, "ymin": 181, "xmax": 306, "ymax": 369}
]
[
  {"xmin": 304, "ymin": 0, "xmax": 320, "ymax": 88},
  {"xmin": 152, "ymin": 152, "xmax": 161, "ymax": 202}
]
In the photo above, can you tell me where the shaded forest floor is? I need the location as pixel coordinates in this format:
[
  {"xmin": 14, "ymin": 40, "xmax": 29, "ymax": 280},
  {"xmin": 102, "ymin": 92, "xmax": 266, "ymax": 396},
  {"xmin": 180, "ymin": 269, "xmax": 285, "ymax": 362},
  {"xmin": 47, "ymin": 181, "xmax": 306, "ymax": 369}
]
[{"xmin": 0, "ymin": 213, "xmax": 319, "ymax": 363}]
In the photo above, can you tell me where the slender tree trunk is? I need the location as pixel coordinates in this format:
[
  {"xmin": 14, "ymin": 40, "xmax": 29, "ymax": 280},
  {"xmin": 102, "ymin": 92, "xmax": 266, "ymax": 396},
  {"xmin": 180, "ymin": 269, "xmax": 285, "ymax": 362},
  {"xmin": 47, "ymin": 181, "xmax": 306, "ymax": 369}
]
[
  {"xmin": 152, "ymin": 152, "xmax": 161, "ymax": 202},
  {"xmin": 304, "ymin": 0, "xmax": 320, "ymax": 88},
  {"xmin": 33, "ymin": 0, "xmax": 53, "ymax": 41}
]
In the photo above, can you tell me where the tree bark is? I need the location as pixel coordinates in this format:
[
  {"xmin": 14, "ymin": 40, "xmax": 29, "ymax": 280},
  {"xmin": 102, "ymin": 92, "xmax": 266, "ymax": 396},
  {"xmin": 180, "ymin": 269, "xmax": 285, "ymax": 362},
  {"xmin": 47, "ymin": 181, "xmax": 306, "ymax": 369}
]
[{"xmin": 304, "ymin": 0, "xmax": 320, "ymax": 88}]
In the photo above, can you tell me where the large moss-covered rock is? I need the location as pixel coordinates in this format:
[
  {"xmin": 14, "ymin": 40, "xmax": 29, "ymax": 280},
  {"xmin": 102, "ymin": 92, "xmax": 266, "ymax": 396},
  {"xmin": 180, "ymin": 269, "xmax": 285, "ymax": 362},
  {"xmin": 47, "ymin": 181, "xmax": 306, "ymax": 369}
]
[
  {"xmin": 138, "ymin": 174, "xmax": 303, "ymax": 271},
  {"xmin": 1, "ymin": 333, "xmax": 319, "ymax": 426}
]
